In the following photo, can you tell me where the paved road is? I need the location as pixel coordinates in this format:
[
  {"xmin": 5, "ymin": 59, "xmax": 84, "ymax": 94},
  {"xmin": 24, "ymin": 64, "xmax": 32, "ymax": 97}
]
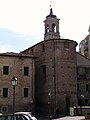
[
  {"xmin": 38, "ymin": 116, "xmax": 85, "ymax": 120},
  {"xmin": 53, "ymin": 116, "xmax": 85, "ymax": 120}
]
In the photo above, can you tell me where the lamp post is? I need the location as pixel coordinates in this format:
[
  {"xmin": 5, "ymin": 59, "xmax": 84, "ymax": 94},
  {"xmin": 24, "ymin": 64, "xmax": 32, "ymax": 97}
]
[
  {"xmin": 48, "ymin": 90, "xmax": 51, "ymax": 120},
  {"xmin": 11, "ymin": 75, "xmax": 17, "ymax": 120},
  {"xmin": 80, "ymin": 94, "xmax": 85, "ymax": 115},
  {"xmin": 81, "ymin": 94, "xmax": 85, "ymax": 106}
]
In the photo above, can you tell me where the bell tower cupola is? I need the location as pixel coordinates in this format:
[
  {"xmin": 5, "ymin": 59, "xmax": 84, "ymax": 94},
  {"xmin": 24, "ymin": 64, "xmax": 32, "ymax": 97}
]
[{"xmin": 44, "ymin": 7, "xmax": 60, "ymax": 40}]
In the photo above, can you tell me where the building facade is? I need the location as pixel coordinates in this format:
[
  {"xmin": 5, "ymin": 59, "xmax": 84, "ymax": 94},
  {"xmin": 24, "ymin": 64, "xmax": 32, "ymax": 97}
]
[
  {"xmin": 77, "ymin": 52, "xmax": 90, "ymax": 106},
  {"xmin": 79, "ymin": 26, "xmax": 90, "ymax": 59},
  {"xmin": 22, "ymin": 8, "xmax": 78, "ymax": 116},
  {"xmin": 78, "ymin": 26, "xmax": 90, "ymax": 108},
  {"xmin": 0, "ymin": 52, "xmax": 35, "ymax": 114}
]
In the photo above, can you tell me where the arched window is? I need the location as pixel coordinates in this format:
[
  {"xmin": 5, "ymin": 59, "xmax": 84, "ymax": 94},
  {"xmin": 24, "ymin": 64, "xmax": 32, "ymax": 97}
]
[
  {"xmin": 46, "ymin": 24, "xmax": 49, "ymax": 33},
  {"xmin": 52, "ymin": 23, "xmax": 56, "ymax": 32}
]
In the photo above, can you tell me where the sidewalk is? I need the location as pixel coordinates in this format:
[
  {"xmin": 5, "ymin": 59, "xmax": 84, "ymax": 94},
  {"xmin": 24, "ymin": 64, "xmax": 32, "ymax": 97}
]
[{"xmin": 53, "ymin": 116, "xmax": 85, "ymax": 120}]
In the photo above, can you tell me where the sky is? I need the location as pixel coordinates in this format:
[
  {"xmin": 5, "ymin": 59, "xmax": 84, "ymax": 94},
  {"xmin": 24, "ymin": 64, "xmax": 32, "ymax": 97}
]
[{"xmin": 0, "ymin": 0, "xmax": 90, "ymax": 53}]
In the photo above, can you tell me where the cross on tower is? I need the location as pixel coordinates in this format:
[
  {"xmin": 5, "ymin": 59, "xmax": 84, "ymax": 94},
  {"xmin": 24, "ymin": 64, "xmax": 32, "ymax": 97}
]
[{"xmin": 50, "ymin": 1, "xmax": 52, "ymax": 8}]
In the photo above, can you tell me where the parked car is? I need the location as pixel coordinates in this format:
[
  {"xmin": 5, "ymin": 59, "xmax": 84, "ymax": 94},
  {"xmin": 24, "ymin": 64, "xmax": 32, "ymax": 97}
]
[
  {"xmin": 15, "ymin": 112, "xmax": 37, "ymax": 120},
  {"xmin": 0, "ymin": 114, "xmax": 31, "ymax": 120}
]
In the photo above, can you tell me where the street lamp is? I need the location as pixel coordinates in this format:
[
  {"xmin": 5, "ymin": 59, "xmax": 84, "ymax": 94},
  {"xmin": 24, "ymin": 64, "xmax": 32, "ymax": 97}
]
[{"xmin": 11, "ymin": 75, "xmax": 17, "ymax": 120}]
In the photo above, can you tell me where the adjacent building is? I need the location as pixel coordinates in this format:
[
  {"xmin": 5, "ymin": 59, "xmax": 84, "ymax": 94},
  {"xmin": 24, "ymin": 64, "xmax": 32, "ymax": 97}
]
[
  {"xmin": 78, "ymin": 26, "xmax": 90, "ymax": 108},
  {"xmin": 79, "ymin": 26, "xmax": 90, "ymax": 59},
  {"xmin": 0, "ymin": 52, "xmax": 35, "ymax": 114},
  {"xmin": 77, "ymin": 53, "xmax": 90, "ymax": 106}
]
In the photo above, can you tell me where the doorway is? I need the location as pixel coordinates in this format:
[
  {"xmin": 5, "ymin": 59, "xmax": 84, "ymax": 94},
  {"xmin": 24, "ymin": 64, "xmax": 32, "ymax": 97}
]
[{"xmin": 65, "ymin": 96, "xmax": 70, "ymax": 115}]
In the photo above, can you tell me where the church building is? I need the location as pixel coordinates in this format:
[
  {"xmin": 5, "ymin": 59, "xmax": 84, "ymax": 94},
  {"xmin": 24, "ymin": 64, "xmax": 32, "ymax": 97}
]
[{"xmin": 22, "ymin": 7, "xmax": 78, "ymax": 116}]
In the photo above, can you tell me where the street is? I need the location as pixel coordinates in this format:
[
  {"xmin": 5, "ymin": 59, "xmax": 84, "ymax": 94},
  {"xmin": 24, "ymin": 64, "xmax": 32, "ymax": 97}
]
[
  {"xmin": 38, "ymin": 116, "xmax": 85, "ymax": 120},
  {"xmin": 53, "ymin": 116, "xmax": 85, "ymax": 120}
]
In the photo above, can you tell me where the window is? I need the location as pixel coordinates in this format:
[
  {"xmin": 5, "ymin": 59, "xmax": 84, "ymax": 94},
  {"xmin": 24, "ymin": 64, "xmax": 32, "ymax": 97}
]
[
  {"xmin": 86, "ymin": 84, "xmax": 90, "ymax": 93},
  {"xmin": 24, "ymin": 88, "xmax": 28, "ymax": 97},
  {"xmin": 3, "ymin": 66, "xmax": 9, "ymax": 75},
  {"xmin": 77, "ymin": 67, "xmax": 86, "ymax": 79},
  {"xmin": 3, "ymin": 88, "xmax": 8, "ymax": 97},
  {"xmin": 52, "ymin": 23, "xmax": 56, "ymax": 32},
  {"xmin": 1, "ymin": 106, "xmax": 8, "ymax": 113},
  {"xmin": 24, "ymin": 67, "xmax": 29, "ymax": 76},
  {"xmin": 46, "ymin": 24, "xmax": 49, "ymax": 33},
  {"xmin": 77, "ymin": 67, "xmax": 90, "ymax": 79},
  {"xmin": 85, "ymin": 68, "xmax": 89, "ymax": 74}
]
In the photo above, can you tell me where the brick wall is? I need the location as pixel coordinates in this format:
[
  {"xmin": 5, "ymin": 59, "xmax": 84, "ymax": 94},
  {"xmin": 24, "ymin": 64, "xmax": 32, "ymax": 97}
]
[{"xmin": 23, "ymin": 39, "xmax": 77, "ymax": 116}]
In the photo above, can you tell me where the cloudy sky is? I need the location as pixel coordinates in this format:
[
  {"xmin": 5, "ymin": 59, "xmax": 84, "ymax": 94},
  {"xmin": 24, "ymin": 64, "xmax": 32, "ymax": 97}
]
[{"xmin": 0, "ymin": 0, "xmax": 90, "ymax": 53}]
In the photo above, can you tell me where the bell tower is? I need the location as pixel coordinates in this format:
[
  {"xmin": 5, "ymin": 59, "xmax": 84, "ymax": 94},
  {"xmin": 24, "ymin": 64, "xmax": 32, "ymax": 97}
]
[{"xmin": 44, "ymin": 7, "xmax": 60, "ymax": 40}]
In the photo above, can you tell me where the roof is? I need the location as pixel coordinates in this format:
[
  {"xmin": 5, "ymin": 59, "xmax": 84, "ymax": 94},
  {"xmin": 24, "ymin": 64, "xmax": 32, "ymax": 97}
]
[
  {"xmin": 46, "ymin": 8, "xmax": 56, "ymax": 18},
  {"xmin": 77, "ymin": 52, "xmax": 90, "ymax": 67},
  {"xmin": 0, "ymin": 52, "xmax": 36, "ymax": 58},
  {"xmin": 22, "ymin": 38, "xmax": 78, "ymax": 53}
]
